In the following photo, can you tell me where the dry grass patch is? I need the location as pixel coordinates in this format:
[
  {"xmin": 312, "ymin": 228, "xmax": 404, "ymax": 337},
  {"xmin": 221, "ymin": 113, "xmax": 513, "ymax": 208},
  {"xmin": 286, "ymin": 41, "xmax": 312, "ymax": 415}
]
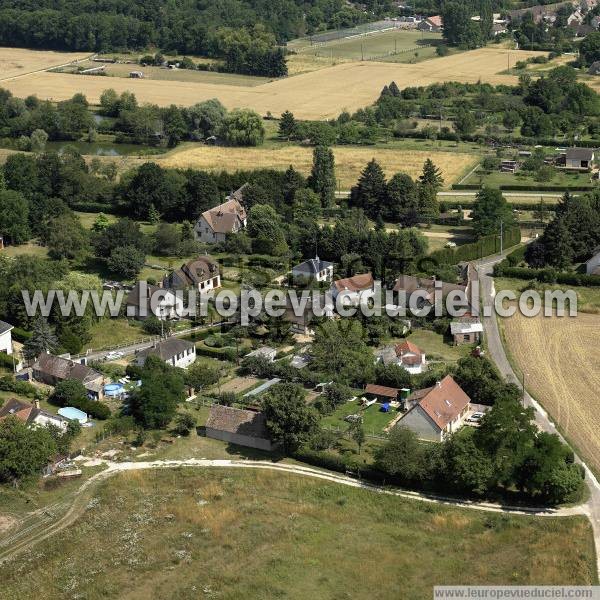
[
  {"xmin": 161, "ymin": 145, "xmax": 478, "ymax": 187},
  {"xmin": 2, "ymin": 47, "xmax": 546, "ymax": 119},
  {"xmin": 0, "ymin": 468, "xmax": 594, "ymax": 600},
  {"xmin": 0, "ymin": 47, "xmax": 90, "ymax": 81},
  {"xmin": 501, "ymin": 310, "xmax": 600, "ymax": 474}
]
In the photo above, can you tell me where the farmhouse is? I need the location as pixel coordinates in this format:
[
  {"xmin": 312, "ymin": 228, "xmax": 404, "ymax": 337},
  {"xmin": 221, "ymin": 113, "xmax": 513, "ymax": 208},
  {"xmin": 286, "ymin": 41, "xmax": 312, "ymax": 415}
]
[
  {"xmin": 565, "ymin": 147, "xmax": 595, "ymax": 170},
  {"xmin": 418, "ymin": 15, "xmax": 442, "ymax": 31},
  {"xmin": 331, "ymin": 273, "xmax": 375, "ymax": 304},
  {"xmin": 450, "ymin": 317, "xmax": 483, "ymax": 345},
  {"xmin": 136, "ymin": 337, "xmax": 196, "ymax": 369},
  {"xmin": 194, "ymin": 186, "xmax": 248, "ymax": 243},
  {"xmin": 163, "ymin": 255, "xmax": 221, "ymax": 293},
  {"xmin": 204, "ymin": 404, "xmax": 276, "ymax": 451},
  {"xmin": 0, "ymin": 398, "xmax": 69, "ymax": 431},
  {"xmin": 292, "ymin": 255, "xmax": 333, "ymax": 284},
  {"xmin": 32, "ymin": 353, "xmax": 105, "ymax": 400},
  {"xmin": 126, "ymin": 282, "xmax": 184, "ymax": 320},
  {"xmin": 394, "ymin": 375, "xmax": 471, "ymax": 442},
  {"xmin": 0, "ymin": 320, "xmax": 13, "ymax": 355},
  {"xmin": 585, "ymin": 247, "xmax": 600, "ymax": 275}
]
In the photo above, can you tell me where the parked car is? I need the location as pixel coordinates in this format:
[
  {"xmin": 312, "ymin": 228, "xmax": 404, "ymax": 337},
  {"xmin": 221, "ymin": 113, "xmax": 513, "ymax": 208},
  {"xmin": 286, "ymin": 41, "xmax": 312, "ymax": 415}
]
[
  {"xmin": 467, "ymin": 412, "xmax": 484, "ymax": 423},
  {"xmin": 105, "ymin": 351, "xmax": 124, "ymax": 361}
]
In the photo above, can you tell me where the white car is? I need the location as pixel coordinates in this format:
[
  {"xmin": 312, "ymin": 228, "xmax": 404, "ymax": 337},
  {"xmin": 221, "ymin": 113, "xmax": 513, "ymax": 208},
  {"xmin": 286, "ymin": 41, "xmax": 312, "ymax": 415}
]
[
  {"xmin": 105, "ymin": 351, "xmax": 124, "ymax": 361},
  {"xmin": 467, "ymin": 412, "xmax": 484, "ymax": 424}
]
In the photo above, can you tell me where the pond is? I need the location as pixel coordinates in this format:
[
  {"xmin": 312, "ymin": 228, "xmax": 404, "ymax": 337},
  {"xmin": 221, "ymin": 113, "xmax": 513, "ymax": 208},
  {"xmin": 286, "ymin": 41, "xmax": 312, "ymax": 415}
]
[{"xmin": 45, "ymin": 140, "xmax": 165, "ymax": 157}]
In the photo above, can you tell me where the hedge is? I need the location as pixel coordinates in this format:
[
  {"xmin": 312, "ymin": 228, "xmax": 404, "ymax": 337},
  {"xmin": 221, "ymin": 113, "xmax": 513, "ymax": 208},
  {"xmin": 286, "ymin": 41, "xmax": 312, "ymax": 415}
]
[
  {"xmin": 11, "ymin": 327, "xmax": 32, "ymax": 343},
  {"xmin": 452, "ymin": 183, "xmax": 595, "ymax": 192},
  {"xmin": 195, "ymin": 345, "xmax": 238, "ymax": 362},
  {"xmin": 494, "ymin": 263, "xmax": 600, "ymax": 286},
  {"xmin": 70, "ymin": 202, "xmax": 117, "ymax": 213},
  {"xmin": 429, "ymin": 225, "xmax": 521, "ymax": 265},
  {"xmin": 442, "ymin": 201, "xmax": 557, "ymax": 212},
  {"xmin": 0, "ymin": 353, "xmax": 15, "ymax": 370},
  {"xmin": 0, "ymin": 375, "xmax": 39, "ymax": 398}
]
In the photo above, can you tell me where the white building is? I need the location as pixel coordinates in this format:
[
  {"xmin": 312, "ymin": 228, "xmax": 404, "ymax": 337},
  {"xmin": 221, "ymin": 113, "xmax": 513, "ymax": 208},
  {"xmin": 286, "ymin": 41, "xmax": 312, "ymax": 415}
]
[
  {"xmin": 292, "ymin": 256, "xmax": 333, "ymax": 284},
  {"xmin": 331, "ymin": 273, "xmax": 375, "ymax": 306},
  {"xmin": 246, "ymin": 346, "xmax": 277, "ymax": 362},
  {"xmin": 0, "ymin": 398, "xmax": 69, "ymax": 431},
  {"xmin": 194, "ymin": 187, "xmax": 248, "ymax": 244},
  {"xmin": 163, "ymin": 256, "xmax": 221, "ymax": 294},
  {"xmin": 0, "ymin": 320, "xmax": 13, "ymax": 355},
  {"xmin": 586, "ymin": 247, "xmax": 600, "ymax": 275},
  {"xmin": 377, "ymin": 340, "xmax": 427, "ymax": 375},
  {"xmin": 136, "ymin": 338, "xmax": 196, "ymax": 369}
]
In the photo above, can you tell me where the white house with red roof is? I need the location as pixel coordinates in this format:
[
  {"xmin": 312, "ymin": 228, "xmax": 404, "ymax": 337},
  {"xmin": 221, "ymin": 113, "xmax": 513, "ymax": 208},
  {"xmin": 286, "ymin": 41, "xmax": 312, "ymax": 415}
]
[
  {"xmin": 194, "ymin": 186, "xmax": 248, "ymax": 244},
  {"xmin": 331, "ymin": 273, "xmax": 375, "ymax": 305},
  {"xmin": 376, "ymin": 340, "xmax": 427, "ymax": 374},
  {"xmin": 389, "ymin": 375, "xmax": 471, "ymax": 442}
]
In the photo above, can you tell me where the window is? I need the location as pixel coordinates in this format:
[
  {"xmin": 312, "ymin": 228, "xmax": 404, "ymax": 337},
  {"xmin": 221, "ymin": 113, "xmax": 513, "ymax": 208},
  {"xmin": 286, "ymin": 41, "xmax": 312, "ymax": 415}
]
[{"xmin": 463, "ymin": 334, "xmax": 470, "ymax": 341}]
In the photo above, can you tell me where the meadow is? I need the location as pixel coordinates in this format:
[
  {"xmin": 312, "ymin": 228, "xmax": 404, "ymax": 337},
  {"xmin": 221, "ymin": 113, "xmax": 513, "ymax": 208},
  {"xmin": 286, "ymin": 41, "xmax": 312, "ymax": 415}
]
[
  {"xmin": 1, "ymin": 47, "xmax": 547, "ymax": 120},
  {"xmin": 0, "ymin": 47, "xmax": 90, "ymax": 81},
  {"xmin": 0, "ymin": 468, "xmax": 595, "ymax": 600},
  {"xmin": 160, "ymin": 144, "xmax": 479, "ymax": 188},
  {"xmin": 500, "ymin": 309, "xmax": 600, "ymax": 475}
]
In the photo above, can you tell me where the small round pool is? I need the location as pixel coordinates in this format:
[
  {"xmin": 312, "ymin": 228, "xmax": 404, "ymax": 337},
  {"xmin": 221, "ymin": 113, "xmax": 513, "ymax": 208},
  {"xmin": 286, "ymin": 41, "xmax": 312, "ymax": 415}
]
[{"xmin": 104, "ymin": 383, "xmax": 125, "ymax": 397}]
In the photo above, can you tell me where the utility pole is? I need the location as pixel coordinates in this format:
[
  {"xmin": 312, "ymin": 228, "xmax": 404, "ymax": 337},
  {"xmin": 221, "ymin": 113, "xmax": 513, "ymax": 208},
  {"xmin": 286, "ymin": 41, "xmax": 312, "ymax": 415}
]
[
  {"xmin": 500, "ymin": 220, "xmax": 504, "ymax": 254},
  {"xmin": 361, "ymin": 43, "xmax": 364, "ymax": 61},
  {"xmin": 522, "ymin": 371, "xmax": 526, "ymax": 402}
]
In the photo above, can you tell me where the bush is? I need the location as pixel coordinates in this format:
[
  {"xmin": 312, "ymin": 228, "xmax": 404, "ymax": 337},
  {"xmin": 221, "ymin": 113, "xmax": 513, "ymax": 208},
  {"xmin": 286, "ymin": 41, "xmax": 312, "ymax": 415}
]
[
  {"xmin": 0, "ymin": 375, "xmax": 39, "ymax": 398},
  {"xmin": 10, "ymin": 327, "xmax": 32, "ymax": 343}
]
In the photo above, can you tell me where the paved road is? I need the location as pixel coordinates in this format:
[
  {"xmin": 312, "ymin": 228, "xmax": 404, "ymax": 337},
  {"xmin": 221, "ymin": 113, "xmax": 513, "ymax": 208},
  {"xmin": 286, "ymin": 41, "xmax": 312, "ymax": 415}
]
[
  {"xmin": 476, "ymin": 253, "xmax": 600, "ymax": 578},
  {"xmin": 0, "ymin": 457, "xmax": 588, "ymax": 565}
]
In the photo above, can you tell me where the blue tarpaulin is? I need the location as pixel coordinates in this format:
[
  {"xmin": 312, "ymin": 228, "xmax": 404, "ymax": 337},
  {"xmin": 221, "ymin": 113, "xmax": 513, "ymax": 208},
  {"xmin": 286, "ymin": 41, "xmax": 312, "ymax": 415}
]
[{"xmin": 381, "ymin": 403, "xmax": 390, "ymax": 412}]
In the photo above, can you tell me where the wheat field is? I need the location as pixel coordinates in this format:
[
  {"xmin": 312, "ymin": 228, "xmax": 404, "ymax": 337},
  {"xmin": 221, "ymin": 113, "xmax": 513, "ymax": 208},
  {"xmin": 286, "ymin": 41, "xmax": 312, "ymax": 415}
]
[
  {"xmin": 1, "ymin": 47, "xmax": 546, "ymax": 119},
  {"xmin": 160, "ymin": 145, "xmax": 479, "ymax": 187},
  {"xmin": 0, "ymin": 47, "xmax": 90, "ymax": 81},
  {"xmin": 501, "ymin": 311, "xmax": 600, "ymax": 474}
]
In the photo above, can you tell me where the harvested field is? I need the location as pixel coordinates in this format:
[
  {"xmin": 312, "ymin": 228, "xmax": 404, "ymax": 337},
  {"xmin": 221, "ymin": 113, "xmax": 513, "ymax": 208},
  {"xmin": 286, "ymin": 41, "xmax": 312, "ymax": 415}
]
[
  {"xmin": 0, "ymin": 47, "xmax": 90, "ymax": 81},
  {"xmin": 501, "ymin": 310, "xmax": 600, "ymax": 474},
  {"xmin": 2, "ymin": 47, "xmax": 547, "ymax": 120},
  {"xmin": 160, "ymin": 145, "xmax": 479, "ymax": 187},
  {"xmin": 0, "ymin": 468, "xmax": 595, "ymax": 599}
]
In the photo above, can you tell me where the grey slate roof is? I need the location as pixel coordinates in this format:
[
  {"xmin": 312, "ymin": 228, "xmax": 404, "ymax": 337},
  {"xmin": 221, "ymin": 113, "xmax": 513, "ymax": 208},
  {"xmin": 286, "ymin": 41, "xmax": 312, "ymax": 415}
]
[
  {"xmin": 566, "ymin": 147, "xmax": 595, "ymax": 161},
  {"xmin": 137, "ymin": 337, "xmax": 195, "ymax": 361},
  {"xmin": 293, "ymin": 257, "xmax": 332, "ymax": 275},
  {"xmin": 33, "ymin": 353, "xmax": 102, "ymax": 384},
  {"xmin": 0, "ymin": 320, "xmax": 13, "ymax": 335}
]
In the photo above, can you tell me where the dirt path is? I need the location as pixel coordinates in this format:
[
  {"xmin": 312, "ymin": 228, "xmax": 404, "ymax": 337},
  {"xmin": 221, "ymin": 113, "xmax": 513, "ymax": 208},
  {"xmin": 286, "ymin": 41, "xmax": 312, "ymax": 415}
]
[{"xmin": 0, "ymin": 457, "xmax": 588, "ymax": 566}]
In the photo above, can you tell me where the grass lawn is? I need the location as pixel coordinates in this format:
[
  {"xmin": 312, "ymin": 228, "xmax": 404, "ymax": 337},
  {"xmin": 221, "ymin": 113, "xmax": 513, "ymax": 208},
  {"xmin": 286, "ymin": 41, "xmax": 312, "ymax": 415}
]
[
  {"xmin": 320, "ymin": 400, "xmax": 399, "ymax": 436},
  {"xmin": 406, "ymin": 329, "xmax": 472, "ymax": 362},
  {"xmin": 494, "ymin": 277, "xmax": 600, "ymax": 314},
  {"xmin": 87, "ymin": 318, "xmax": 146, "ymax": 350},
  {"xmin": 0, "ymin": 242, "xmax": 49, "ymax": 258},
  {"xmin": 74, "ymin": 210, "xmax": 118, "ymax": 229},
  {"xmin": 464, "ymin": 168, "xmax": 596, "ymax": 189},
  {"xmin": 0, "ymin": 467, "xmax": 595, "ymax": 599}
]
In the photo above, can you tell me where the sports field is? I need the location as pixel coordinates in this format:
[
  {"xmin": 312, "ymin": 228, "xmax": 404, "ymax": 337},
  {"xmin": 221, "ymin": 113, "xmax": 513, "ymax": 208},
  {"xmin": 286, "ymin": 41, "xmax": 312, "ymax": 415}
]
[
  {"xmin": 1, "ymin": 47, "xmax": 547, "ymax": 119},
  {"xmin": 501, "ymin": 310, "xmax": 600, "ymax": 474},
  {"xmin": 160, "ymin": 145, "xmax": 479, "ymax": 188},
  {"xmin": 0, "ymin": 47, "xmax": 90, "ymax": 81},
  {"xmin": 0, "ymin": 468, "xmax": 595, "ymax": 599}
]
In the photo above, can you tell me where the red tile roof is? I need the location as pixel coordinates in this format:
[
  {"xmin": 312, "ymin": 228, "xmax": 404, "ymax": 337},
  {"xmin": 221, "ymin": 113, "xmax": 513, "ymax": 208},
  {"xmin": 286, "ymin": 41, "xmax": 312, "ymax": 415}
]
[
  {"xmin": 365, "ymin": 383, "xmax": 399, "ymax": 399},
  {"xmin": 407, "ymin": 375, "xmax": 470, "ymax": 430},
  {"xmin": 333, "ymin": 272, "xmax": 374, "ymax": 293}
]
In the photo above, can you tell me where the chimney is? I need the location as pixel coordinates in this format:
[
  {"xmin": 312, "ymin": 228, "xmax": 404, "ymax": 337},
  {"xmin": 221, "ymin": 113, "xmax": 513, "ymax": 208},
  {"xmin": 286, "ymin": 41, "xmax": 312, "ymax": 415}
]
[
  {"xmin": 436, "ymin": 381, "xmax": 442, "ymax": 388},
  {"xmin": 34, "ymin": 399, "xmax": 40, "ymax": 409}
]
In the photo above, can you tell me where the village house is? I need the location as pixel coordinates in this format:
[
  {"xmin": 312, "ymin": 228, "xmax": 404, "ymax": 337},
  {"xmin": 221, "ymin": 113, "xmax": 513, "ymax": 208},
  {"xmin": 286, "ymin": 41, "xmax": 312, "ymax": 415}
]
[
  {"xmin": 585, "ymin": 247, "xmax": 600, "ymax": 275},
  {"xmin": 392, "ymin": 375, "xmax": 471, "ymax": 442},
  {"xmin": 136, "ymin": 337, "xmax": 196, "ymax": 369},
  {"xmin": 0, "ymin": 320, "xmax": 13, "ymax": 355},
  {"xmin": 377, "ymin": 340, "xmax": 427, "ymax": 375},
  {"xmin": 194, "ymin": 186, "xmax": 248, "ymax": 243},
  {"xmin": 32, "ymin": 353, "xmax": 105, "ymax": 400},
  {"xmin": 204, "ymin": 404, "xmax": 277, "ymax": 451},
  {"xmin": 392, "ymin": 274, "xmax": 467, "ymax": 310},
  {"xmin": 564, "ymin": 147, "xmax": 595, "ymax": 170},
  {"xmin": 163, "ymin": 255, "xmax": 221, "ymax": 294},
  {"xmin": 0, "ymin": 398, "xmax": 70, "ymax": 431},
  {"xmin": 292, "ymin": 255, "xmax": 334, "ymax": 284},
  {"xmin": 283, "ymin": 293, "xmax": 335, "ymax": 335},
  {"xmin": 331, "ymin": 272, "xmax": 375, "ymax": 305},
  {"xmin": 418, "ymin": 15, "xmax": 442, "ymax": 31},
  {"xmin": 450, "ymin": 317, "xmax": 483, "ymax": 345},
  {"xmin": 126, "ymin": 282, "xmax": 184, "ymax": 321}
]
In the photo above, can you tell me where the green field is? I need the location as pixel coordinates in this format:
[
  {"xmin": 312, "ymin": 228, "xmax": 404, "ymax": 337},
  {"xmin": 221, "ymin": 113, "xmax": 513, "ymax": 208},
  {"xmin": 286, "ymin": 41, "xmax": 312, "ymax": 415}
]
[
  {"xmin": 406, "ymin": 329, "xmax": 472, "ymax": 362},
  {"xmin": 290, "ymin": 29, "xmax": 444, "ymax": 63},
  {"xmin": 0, "ymin": 467, "xmax": 594, "ymax": 600},
  {"xmin": 463, "ymin": 168, "xmax": 596, "ymax": 190}
]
